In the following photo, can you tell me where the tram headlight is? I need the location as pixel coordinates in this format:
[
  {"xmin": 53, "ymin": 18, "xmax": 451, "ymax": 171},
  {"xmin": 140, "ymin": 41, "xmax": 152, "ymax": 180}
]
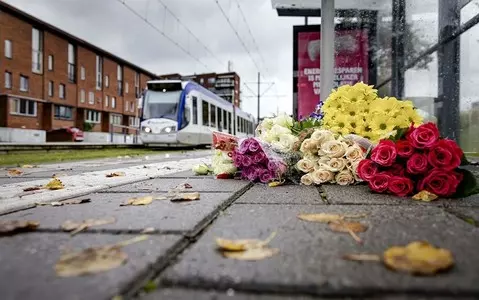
[
  {"xmin": 162, "ymin": 126, "xmax": 176, "ymax": 133},
  {"xmin": 143, "ymin": 126, "xmax": 152, "ymax": 133}
]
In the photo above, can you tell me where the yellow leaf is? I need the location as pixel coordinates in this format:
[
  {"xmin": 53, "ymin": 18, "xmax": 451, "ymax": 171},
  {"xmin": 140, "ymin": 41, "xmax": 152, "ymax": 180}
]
[
  {"xmin": 297, "ymin": 213, "xmax": 367, "ymax": 223},
  {"xmin": 0, "ymin": 220, "xmax": 39, "ymax": 235},
  {"xmin": 45, "ymin": 178, "xmax": 64, "ymax": 190},
  {"xmin": 120, "ymin": 196, "xmax": 153, "ymax": 206},
  {"xmin": 412, "ymin": 190, "xmax": 438, "ymax": 202},
  {"xmin": 383, "ymin": 241, "xmax": 454, "ymax": 275},
  {"xmin": 222, "ymin": 247, "xmax": 279, "ymax": 260},
  {"xmin": 216, "ymin": 232, "xmax": 276, "ymax": 251},
  {"xmin": 342, "ymin": 253, "xmax": 381, "ymax": 262},
  {"xmin": 61, "ymin": 217, "xmax": 116, "ymax": 235},
  {"xmin": 268, "ymin": 180, "xmax": 285, "ymax": 187},
  {"xmin": 22, "ymin": 164, "xmax": 36, "ymax": 168},
  {"xmin": 7, "ymin": 169, "xmax": 23, "ymax": 176},
  {"xmin": 106, "ymin": 172, "xmax": 126, "ymax": 178},
  {"xmin": 328, "ymin": 221, "xmax": 368, "ymax": 244},
  {"xmin": 170, "ymin": 192, "xmax": 200, "ymax": 202}
]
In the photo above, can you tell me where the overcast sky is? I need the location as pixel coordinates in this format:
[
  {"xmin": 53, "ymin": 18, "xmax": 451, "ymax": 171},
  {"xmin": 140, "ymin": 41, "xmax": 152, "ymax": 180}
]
[{"xmin": 4, "ymin": 0, "xmax": 479, "ymax": 118}]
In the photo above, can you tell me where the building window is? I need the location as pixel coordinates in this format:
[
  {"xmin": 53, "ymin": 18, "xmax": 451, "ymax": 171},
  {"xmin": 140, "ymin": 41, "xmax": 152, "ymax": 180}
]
[
  {"xmin": 67, "ymin": 43, "xmax": 76, "ymax": 82},
  {"xmin": 200, "ymin": 78, "xmax": 204, "ymax": 85},
  {"xmin": 130, "ymin": 101, "xmax": 134, "ymax": 112},
  {"xmin": 207, "ymin": 77, "xmax": 215, "ymax": 84},
  {"xmin": 117, "ymin": 65, "xmax": 123, "ymax": 96},
  {"xmin": 80, "ymin": 89, "xmax": 85, "ymax": 103},
  {"xmin": 129, "ymin": 116, "xmax": 139, "ymax": 127},
  {"xmin": 4, "ymin": 40, "xmax": 12, "ymax": 58},
  {"xmin": 125, "ymin": 101, "xmax": 129, "ymax": 112},
  {"xmin": 20, "ymin": 76, "xmax": 29, "ymax": 92},
  {"xmin": 88, "ymin": 92, "xmax": 94, "ymax": 104},
  {"xmin": 4, "ymin": 72, "xmax": 12, "ymax": 89},
  {"xmin": 54, "ymin": 105, "xmax": 73, "ymax": 120},
  {"xmin": 105, "ymin": 75, "xmax": 109, "ymax": 87},
  {"xmin": 202, "ymin": 101, "xmax": 209, "ymax": 126},
  {"xmin": 59, "ymin": 84, "xmax": 66, "ymax": 99},
  {"xmin": 32, "ymin": 28, "xmax": 43, "ymax": 73},
  {"xmin": 134, "ymin": 72, "xmax": 140, "ymax": 97},
  {"xmin": 104, "ymin": 95, "xmax": 109, "ymax": 107},
  {"xmin": 80, "ymin": 66, "xmax": 85, "ymax": 80},
  {"xmin": 10, "ymin": 98, "xmax": 36, "ymax": 116},
  {"xmin": 96, "ymin": 55, "xmax": 103, "ymax": 90},
  {"xmin": 48, "ymin": 81, "xmax": 54, "ymax": 97},
  {"xmin": 192, "ymin": 96, "xmax": 198, "ymax": 125},
  {"xmin": 47, "ymin": 55, "xmax": 54, "ymax": 71},
  {"xmin": 111, "ymin": 97, "xmax": 116, "ymax": 108},
  {"xmin": 109, "ymin": 114, "xmax": 122, "ymax": 125},
  {"xmin": 85, "ymin": 110, "xmax": 101, "ymax": 123},
  {"xmin": 125, "ymin": 82, "xmax": 129, "ymax": 94}
]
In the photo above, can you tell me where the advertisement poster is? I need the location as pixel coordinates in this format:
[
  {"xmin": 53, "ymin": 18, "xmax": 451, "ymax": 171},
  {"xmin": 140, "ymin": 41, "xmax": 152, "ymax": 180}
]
[{"xmin": 296, "ymin": 29, "xmax": 370, "ymax": 119}]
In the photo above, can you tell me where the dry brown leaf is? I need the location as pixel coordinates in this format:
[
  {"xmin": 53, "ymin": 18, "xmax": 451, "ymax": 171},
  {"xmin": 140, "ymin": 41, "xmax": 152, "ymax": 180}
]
[
  {"xmin": 383, "ymin": 241, "xmax": 454, "ymax": 275},
  {"xmin": 45, "ymin": 178, "xmax": 64, "ymax": 190},
  {"xmin": 216, "ymin": 232, "xmax": 276, "ymax": 251},
  {"xmin": 61, "ymin": 217, "xmax": 116, "ymax": 235},
  {"xmin": 297, "ymin": 213, "xmax": 367, "ymax": 223},
  {"xmin": 7, "ymin": 169, "xmax": 23, "ymax": 176},
  {"xmin": 55, "ymin": 235, "xmax": 148, "ymax": 277},
  {"xmin": 120, "ymin": 196, "xmax": 153, "ymax": 206},
  {"xmin": 328, "ymin": 221, "xmax": 368, "ymax": 244},
  {"xmin": 170, "ymin": 192, "xmax": 200, "ymax": 202},
  {"xmin": 22, "ymin": 164, "xmax": 36, "ymax": 168},
  {"xmin": 268, "ymin": 180, "xmax": 285, "ymax": 187},
  {"xmin": 342, "ymin": 253, "xmax": 381, "ymax": 262},
  {"xmin": 23, "ymin": 186, "xmax": 43, "ymax": 192},
  {"xmin": 412, "ymin": 190, "xmax": 439, "ymax": 202},
  {"xmin": 106, "ymin": 171, "xmax": 126, "ymax": 178},
  {"xmin": 222, "ymin": 247, "xmax": 279, "ymax": 260},
  {"xmin": 0, "ymin": 220, "xmax": 40, "ymax": 235}
]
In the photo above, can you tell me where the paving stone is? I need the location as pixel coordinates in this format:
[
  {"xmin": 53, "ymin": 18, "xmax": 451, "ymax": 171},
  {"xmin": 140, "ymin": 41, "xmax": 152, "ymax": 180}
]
[
  {"xmin": 323, "ymin": 185, "xmax": 479, "ymax": 207},
  {"xmin": 235, "ymin": 184, "xmax": 324, "ymax": 205},
  {"xmin": 0, "ymin": 177, "xmax": 43, "ymax": 185},
  {"xmin": 0, "ymin": 232, "xmax": 182, "ymax": 300},
  {"xmin": 105, "ymin": 178, "xmax": 249, "ymax": 193},
  {"xmin": 445, "ymin": 207, "xmax": 479, "ymax": 227},
  {"xmin": 1, "ymin": 191, "xmax": 242, "ymax": 235},
  {"xmin": 161, "ymin": 204, "xmax": 479, "ymax": 296},
  {"xmin": 159, "ymin": 170, "xmax": 214, "ymax": 178}
]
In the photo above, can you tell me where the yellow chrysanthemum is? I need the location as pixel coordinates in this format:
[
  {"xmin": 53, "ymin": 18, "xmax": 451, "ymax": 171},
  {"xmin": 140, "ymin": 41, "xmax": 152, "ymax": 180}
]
[
  {"xmin": 328, "ymin": 114, "xmax": 349, "ymax": 134},
  {"xmin": 346, "ymin": 116, "xmax": 366, "ymax": 134},
  {"xmin": 402, "ymin": 107, "xmax": 424, "ymax": 126},
  {"xmin": 369, "ymin": 114, "xmax": 396, "ymax": 137},
  {"xmin": 392, "ymin": 114, "xmax": 411, "ymax": 129}
]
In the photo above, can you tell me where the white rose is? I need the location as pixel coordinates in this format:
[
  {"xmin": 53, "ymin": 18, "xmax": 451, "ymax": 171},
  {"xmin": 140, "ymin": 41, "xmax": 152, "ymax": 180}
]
[
  {"xmin": 335, "ymin": 170, "xmax": 355, "ymax": 186},
  {"xmin": 270, "ymin": 124, "xmax": 292, "ymax": 137},
  {"xmin": 311, "ymin": 130, "xmax": 335, "ymax": 144},
  {"xmin": 261, "ymin": 118, "xmax": 274, "ymax": 131},
  {"xmin": 311, "ymin": 169, "xmax": 335, "ymax": 184},
  {"xmin": 300, "ymin": 138, "xmax": 317, "ymax": 154},
  {"xmin": 349, "ymin": 160, "xmax": 363, "ymax": 182},
  {"xmin": 273, "ymin": 112, "xmax": 294, "ymax": 128},
  {"xmin": 321, "ymin": 140, "xmax": 347, "ymax": 158},
  {"xmin": 345, "ymin": 144, "xmax": 365, "ymax": 162},
  {"xmin": 324, "ymin": 157, "xmax": 347, "ymax": 172},
  {"xmin": 296, "ymin": 158, "xmax": 315, "ymax": 173},
  {"xmin": 273, "ymin": 133, "xmax": 297, "ymax": 153},
  {"xmin": 260, "ymin": 131, "xmax": 276, "ymax": 143},
  {"xmin": 300, "ymin": 173, "xmax": 314, "ymax": 186}
]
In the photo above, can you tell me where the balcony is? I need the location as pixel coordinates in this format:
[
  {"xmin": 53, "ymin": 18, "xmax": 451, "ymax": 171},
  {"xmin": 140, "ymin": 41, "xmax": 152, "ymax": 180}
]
[{"xmin": 215, "ymin": 79, "xmax": 234, "ymax": 88}]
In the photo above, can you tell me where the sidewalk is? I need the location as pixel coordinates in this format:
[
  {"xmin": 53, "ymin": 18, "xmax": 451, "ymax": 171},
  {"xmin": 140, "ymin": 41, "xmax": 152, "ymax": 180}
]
[{"xmin": 1, "ymin": 167, "xmax": 479, "ymax": 300}]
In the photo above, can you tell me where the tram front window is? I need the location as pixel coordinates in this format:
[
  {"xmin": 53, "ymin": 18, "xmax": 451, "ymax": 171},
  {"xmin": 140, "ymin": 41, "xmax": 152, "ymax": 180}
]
[{"xmin": 143, "ymin": 90, "xmax": 181, "ymax": 121}]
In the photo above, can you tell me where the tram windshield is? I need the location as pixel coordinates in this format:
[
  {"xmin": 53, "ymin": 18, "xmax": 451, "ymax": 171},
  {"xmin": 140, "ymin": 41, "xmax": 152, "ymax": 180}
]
[{"xmin": 142, "ymin": 89, "xmax": 182, "ymax": 121}]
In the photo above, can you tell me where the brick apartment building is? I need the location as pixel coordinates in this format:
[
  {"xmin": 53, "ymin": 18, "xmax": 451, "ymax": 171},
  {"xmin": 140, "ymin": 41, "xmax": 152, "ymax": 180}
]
[
  {"xmin": 159, "ymin": 72, "xmax": 241, "ymax": 108},
  {"xmin": 0, "ymin": 1, "xmax": 157, "ymax": 142}
]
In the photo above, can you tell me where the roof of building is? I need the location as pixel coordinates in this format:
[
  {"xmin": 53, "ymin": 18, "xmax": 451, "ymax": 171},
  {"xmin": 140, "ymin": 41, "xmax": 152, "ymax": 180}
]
[{"xmin": 0, "ymin": 1, "xmax": 157, "ymax": 78}]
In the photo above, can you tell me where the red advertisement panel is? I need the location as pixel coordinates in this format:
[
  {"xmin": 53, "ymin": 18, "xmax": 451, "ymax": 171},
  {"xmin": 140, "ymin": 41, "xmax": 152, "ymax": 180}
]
[{"xmin": 297, "ymin": 29, "xmax": 370, "ymax": 119}]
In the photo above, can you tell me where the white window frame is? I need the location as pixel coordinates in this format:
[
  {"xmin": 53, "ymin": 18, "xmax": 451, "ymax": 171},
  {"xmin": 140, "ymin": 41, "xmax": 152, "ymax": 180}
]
[
  {"xmin": 48, "ymin": 55, "xmax": 54, "ymax": 71},
  {"xmin": 10, "ymin": 98, "xmax": 37, "ymax": 117},
  {"xmin": 80, "ymin": 66, "xmax": 85, "ymax": 80},
  {"xmin": 129, "ymin": 116, "xmax": 139, "ymax": 127},
  {"xmin": 111, "ymin": 96, "xmax": 116, "ymax": 109},
  {"xmin": 80, "ymin": 89, "xmax": 85, "ymax": 103},
  {"xmin": 4, "ymin": 40, "xmax": 12, "ymax": 58},
  {"xmin": 125, "ymin": 101, "xmax": 129, "ymax": 112},
  {"xmin": 88, "ymin": 91, "xmax": 94, "ymax": 104},
  {"xmin": 32, "ymin": 28, "xmax": 43, "ymax": 73},
  {"xmin": 48, "ymin": 81, "xmax": 54, "ymax": 97},
  {"xmin": 59, "ymin": 84, "xmax": 65, "ymax": 99},
  {"xmin": 104, "ymin": 95, "xmax": 109, "ymax": 107},
  {"xmin": 85, "ymin": 110, "xmax": 101, "ymax": 123},
  {"xmin": 95, "ymin": 55, "xmax": 103, "ymax": 90},
  {"xmin": 109, "ymin": 113, "xmax": 122, "ymax": 125},
  {"xmin": 105, "ymin": 75, "xmax": 109, "ymax": 87},
  {"xmin": 4, "ymin": 71, "xmax": 12, "ymax": 89},
  {"xmin": 20, "ymin": 76, "xmax": 29, "ymax": 92},
  {"xmin": 125, "ymin": 82, "xmax": 129, "ymax": 94}
]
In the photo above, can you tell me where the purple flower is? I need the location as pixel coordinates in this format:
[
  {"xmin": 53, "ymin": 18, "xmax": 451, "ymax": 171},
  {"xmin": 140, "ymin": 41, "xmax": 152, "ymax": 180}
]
[
  {"xmin": 242, "ymin": 155, "xmax": 253, "ymax": 167},
  {"xmin": 268, "ymin": 160, "xmax": 287, "ymax": 175},
  {"xmin": 253, "ymin": 152, "xmax": 266, "ymax": 164},
  {"xmin": 238, "ymin": 139, "xmax": 251, "ymax": 154},
  {"xmin": 245, "ymin": 167, "xmax": 258, "ymax": 181},
  {"xmin": 259, "ymin": 169, "xmax": 274, "ymax": 183},
  {"xmin": 248, "ymin": 139, "xmax": 261, "ymax": 153},
  {"xmin": 233, "ymin": 151, "xmax": 243, "ymax": 167}
]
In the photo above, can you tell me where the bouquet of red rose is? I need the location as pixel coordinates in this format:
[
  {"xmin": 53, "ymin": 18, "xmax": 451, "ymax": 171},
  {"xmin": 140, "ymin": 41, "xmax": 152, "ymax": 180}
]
[
  {"xmin": 357, "ymin": 123, "xmax": 478, "ymax": 198},
  {"xmin": 233, "ymin": 137, "xmax": 288, "ymax": 184}
]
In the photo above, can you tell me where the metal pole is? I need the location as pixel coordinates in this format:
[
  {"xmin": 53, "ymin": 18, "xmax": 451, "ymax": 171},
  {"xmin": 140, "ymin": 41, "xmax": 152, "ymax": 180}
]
[
  {"xmin": 257, "ymin": 72, "xmax": 260, "ymax": 120},
  {"xmin": 305, "ymin": 16, "xmax": 309, "ymax": 25},
  {"xmin": 320, "ymin": 0, "xmax": 335, "ymax": 103},
  {"xmin": 391, "ymin": 0, "xmax": 406, "ymax": 98}
]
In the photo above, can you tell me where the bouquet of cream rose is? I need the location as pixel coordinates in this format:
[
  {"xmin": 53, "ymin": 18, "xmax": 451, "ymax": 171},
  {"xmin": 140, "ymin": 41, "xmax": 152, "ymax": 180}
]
[{"xmin": 296, "ymin": 129, "xmax": 370, "ymax": 186}]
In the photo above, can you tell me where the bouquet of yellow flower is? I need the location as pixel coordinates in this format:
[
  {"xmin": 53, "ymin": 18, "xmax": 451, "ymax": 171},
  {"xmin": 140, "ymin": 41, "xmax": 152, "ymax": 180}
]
[{"xmin": 320, "ymin": 82, "xmax": 423, "ymax": 142}]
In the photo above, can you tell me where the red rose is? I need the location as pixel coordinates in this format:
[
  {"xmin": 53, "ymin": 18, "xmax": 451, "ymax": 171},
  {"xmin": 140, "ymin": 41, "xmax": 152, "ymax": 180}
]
[
  {"xmin": 370, "ymin": 140, "xmax": 397, "ymax": 167},
  {"xmin": 417, "ymin": 168, "xmax": 463, "ymax": 197},
  {"xmin": 427, "ymin": 139, "xmax": 463, "ymax": 171},
  {"xmin": 406, "ymin": 122, "xmax": 440, "ymax": 149},
  {"xmin": 388, "ymin": 176, "xmax": 415, "ymax": 197},
  {"xmin": 406, "ymin": 153, "xmax": 429, "ymax": 174},
  {"xmin": 357, "ymin": 159, "xmax": 379, "ymax": 181},
  {"xmin": 368, "ymin": 173, "xmax": 391, "ymax": 193},
  {"xmin": 396, "ymin": 140, "xmax": 415, "ymax": 158},
  {"xmin": 389, "ymin": 163, "xmax": 406, "ymax": 177}
]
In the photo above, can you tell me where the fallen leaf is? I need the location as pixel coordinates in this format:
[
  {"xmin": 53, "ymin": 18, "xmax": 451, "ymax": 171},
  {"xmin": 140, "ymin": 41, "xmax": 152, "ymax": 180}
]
[
  {"xmin": 342, "ymin": 253, "xmax": 381, "ymax": 262},
  {"xmin": 106, "ymin": 172, "xmax": 126, "ymax": 178},
  {"xmin": 328, "ymin": 221, "xmax": 368, "ymax": 244},
  {"xmin": 383, "ymin": 241, "xmax": 454, "ymax": 275},
  {"xmin": 0, "ymin": 220, "xmax": 39, "ymax": 235},
  {"xmin": 55, "ymin": 235, "xmax": 148, "ymax": 277},
  {"xmin": 61, "ymin": 198, "xmax": 91, "ymax": 205},
  {"xmin": 268, "ymin": 180, "xmax": 285, "ymax": 187},
  {"xmin": 22, "ymin": 164, "xmax": 36, "ymax": 168},
  {"xmin": 141, "ymin": 227, "xmax": 156, "ymax": 234},
  {"xmin": 61, "ymin": 217, "xmax": 116, "ymax": 235},
  {"xmin": 297, "ymin": 213, "xmax": 367, "ymax": 223},
  {"xmin": 7, "ymin": 169, "xmax": 23, "ymax": 176},
  {"xmin": 170, "ymin": 192, "xmax": 200, "ymax": 202},
  {"xmin": 45, "ymin": 178, "xmax": 64, "ymax": 190},
  {"xmin": 175, "ymin": 183, "xmax": 193, "ymax": 189},
  {"xmin": 216, "ymin": 232, "xmax": 276, "ymax": 251},
  {"xmin": 52, "ymin": 173, "xmax": 67, "ymax": 178},
  {"xmin": 23, "ymin": 186, "xmax": 43, "ymax": 192},
  {"xmin": 412, "ymin": 190, "xmax": 439, "ymax": 202},
  {"xmin": 120, "ymin": 196, "xmax": 153, "ymax": 206},
  {"xmin": 222, "ymin": 247, "xmax": 279, "ymax": 260}
]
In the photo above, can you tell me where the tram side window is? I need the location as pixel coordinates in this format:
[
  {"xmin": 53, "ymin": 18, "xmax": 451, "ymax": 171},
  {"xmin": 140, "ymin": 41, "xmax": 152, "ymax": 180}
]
[
  {"xmin": 210, "ymin": 104, "xmax": 216, "ymax": 128},
  {"xmin": 223, "ymin": 110, "xmax": 228, "ymax": 132},
  {"xmin": 217, "ymin": 107, "xmax": 222, "ymax": 130},
  {"xmin": 237, "ymin": 117, "xmax": 240, "ymax": 132},
  {"xmin": 228, "ymin": 112, "xmax": 232, "ymax": 133},
  {"xmin": 192, "ymin": 97, "xmax": 198, "ymax": 125},
  {"xmin": 202, "ymin": 101, "xmax": 209, "ymax": 126}
]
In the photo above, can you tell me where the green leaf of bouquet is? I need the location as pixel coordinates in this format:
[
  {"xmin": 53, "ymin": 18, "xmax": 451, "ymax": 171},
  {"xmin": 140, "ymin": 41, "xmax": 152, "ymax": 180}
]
[
  {"xmin": 460, "ymin": 154, "xmax": 471, "ymax": 166},
  {"xmin": 453, "ymin": 168, "xmax": 479, "ymax": 198}
]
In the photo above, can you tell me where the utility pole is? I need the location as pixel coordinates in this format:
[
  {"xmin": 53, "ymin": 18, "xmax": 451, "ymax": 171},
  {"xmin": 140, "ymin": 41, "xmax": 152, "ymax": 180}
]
[
  {"xmin": 244, "ymin": 75, "xmax": 275, "ymax": 123},
  {"xmin": 257, "ymin": 72, "xmax": 260, "ymax": 121}
]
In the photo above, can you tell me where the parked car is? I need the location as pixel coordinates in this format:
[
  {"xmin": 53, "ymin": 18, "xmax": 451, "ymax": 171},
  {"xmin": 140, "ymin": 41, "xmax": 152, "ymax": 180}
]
[{"xmin": 46, "ymin": 127, "xmax": 84, "ymax": 142}]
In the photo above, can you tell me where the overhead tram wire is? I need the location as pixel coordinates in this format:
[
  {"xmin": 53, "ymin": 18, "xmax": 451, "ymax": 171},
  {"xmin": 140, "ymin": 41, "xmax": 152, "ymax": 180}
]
[
  {"xmin": 155, "ymin": 0, "xmax": 225, "ymax": 69},
  {"xmin": 116, "ymin": 0, "xmax": 212, "ymax": 71}
]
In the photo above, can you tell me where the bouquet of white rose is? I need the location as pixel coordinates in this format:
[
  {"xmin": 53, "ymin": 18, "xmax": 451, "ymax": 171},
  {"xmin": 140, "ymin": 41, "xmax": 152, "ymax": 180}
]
[
  {"xmin": 255, "ymin": 112, "xmax": 299, "ymax": 154},
  {"xmin": 296, "ymin": 129, "xmax": 371, "ymax": 186}
]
